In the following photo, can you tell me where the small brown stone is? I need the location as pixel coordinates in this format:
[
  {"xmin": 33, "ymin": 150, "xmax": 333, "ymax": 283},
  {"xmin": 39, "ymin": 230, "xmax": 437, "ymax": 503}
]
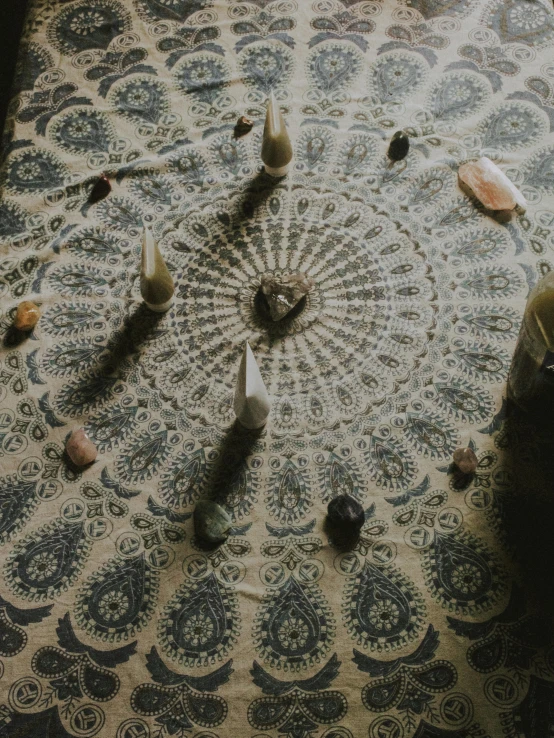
[
  {"xmin": 66, "ymin": 428, "xmax": 97, "ymax": 466},
  {"xmin": 453, "ymin": 447, "xmax": 478, "ymax": 474},
  {"xmin": 89, "ymin": 173, "xmax": 111, "ymax": 203},
  {"xmin": 14, "ymin": 301, "xmax": 40, "ymax": 331},
  {"xmin": 235, "ymin": 115, "xmax": 253, "ymax": 137}
]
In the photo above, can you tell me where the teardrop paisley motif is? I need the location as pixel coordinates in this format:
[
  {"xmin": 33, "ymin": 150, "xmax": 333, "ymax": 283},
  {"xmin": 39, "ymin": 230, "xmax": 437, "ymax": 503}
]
[
  {"xmin": 371, "ymin": 53, "xmax": 428, "ymax": 103},
  {"xmin": 362, "ymin": 435, "xmax": 418, "ymax": 491},
  {"xmin": 317, "ymin": 452, "xmax": 365, "ymax": 503},
  {"xmin": 423, "ymin": 531, "xmax": 506, "ymax": 614},
  {"xmin": 254, "ymin": 576, "xmax": 334, "ymax": 671},
  {"xmin": 52, "ymin": 374, "xmax": 118, "ymax": 417},
  {"xmin": 75, "ymin": 554, "xmax": 158, "ymax": 641},
  {"xmin": 158, "ymin": 448, "xmax": 210, "ymax": 509},
  {"xmin": 343, "ymin": 562, "xmax": 426, "ymax": 652},
  {"xmin": 158, "ymin": 573, "xmax": 239, "ymax": 667},
  {"xmin": 429, "ymin": 72, "xmax": 489, "ymax": 122},
  {"xmin": 404, "ymin": 413, "xmax": 458, "ymax": 460},
  {"xmin": 86, "ymin": 403, "xmax": 139, "ymax": 452},
  {"xmin": 266, "ymin": 460, "xmax": 312, "ymax": 525},
  {"xmin": 239, "ymin": 44, "xmax": 294, "ymax": 94},
  {"xmin": 115, "ymin": 431, "xmax": 170, "ymax": 485},
  {"xmin": 467, "ymin": 636, "xmax": 505, "ymax": 672},
  {"xmin": 308, "ymin": 43, "xmax": 363, "ymax": 94},
  {"xmin": 5, "ymin": 521, "xmax": 91, "ymax": 601}
]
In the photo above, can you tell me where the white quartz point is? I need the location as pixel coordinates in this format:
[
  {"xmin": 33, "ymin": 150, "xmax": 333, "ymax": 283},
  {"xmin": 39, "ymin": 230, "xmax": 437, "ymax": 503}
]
[
  {"xmin": 140, "ymin": 227, "xmax": 174, "ymax": 312},
  {"xmin": 261, "ymin": 91, "xmax": 293, "ymax": 177},
  {"xmin": 234, "ymin": 342, "xmax": 270, "ymax": 429},
  {"xmin": 458, "ymin": 156, "xmax": 527, "ymax": 215}
]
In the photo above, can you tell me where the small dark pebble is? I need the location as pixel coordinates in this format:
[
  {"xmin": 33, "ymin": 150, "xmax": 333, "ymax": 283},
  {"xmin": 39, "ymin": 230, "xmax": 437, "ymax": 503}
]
[
  {"xmin": 235, "ymin": 115, "xmax": 254, "ymax": 137},
  {"xmin": 89, "ymin": 173, "xmax": 111, "ymax": 203},
  {"xmin": 327, "ymin": 494, "xmax": 365, "ymax": 547},
  {"xmin": 388, "ymin": 131, "xmax": 410, "ymax": 161}
]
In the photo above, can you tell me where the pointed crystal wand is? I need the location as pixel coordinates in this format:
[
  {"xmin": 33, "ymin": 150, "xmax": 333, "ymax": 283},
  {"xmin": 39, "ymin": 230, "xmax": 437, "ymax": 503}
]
[
  {"xmin": 234, "ymin": 341, "xmax": 270, "ymax": 429},
  {"xmin": 261, "ymin": 91, "xmax": 293, "ymax": 177},
  {"xmin": 140, "ymin": 227, "xmax": 174, "ymax": 312}
]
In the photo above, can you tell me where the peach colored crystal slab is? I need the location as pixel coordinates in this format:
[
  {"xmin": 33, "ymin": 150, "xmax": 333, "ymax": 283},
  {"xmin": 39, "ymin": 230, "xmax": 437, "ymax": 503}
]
[{"xmin": 458, "ymin": 156, "xmax": 526, "ymax": 214}]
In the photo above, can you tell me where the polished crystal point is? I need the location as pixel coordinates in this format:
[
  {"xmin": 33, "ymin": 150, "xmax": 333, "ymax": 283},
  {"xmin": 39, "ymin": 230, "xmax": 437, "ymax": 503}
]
[
  {"xmin": 261, "ymin": 91, "xmax": 293, "ymax": 177},
  {"xmin": 66, "ymin": 428, "xmax": 97, "ymax": 466},
  {"xmin": 458, "ymin": 157, "xmax": 526, "ymax": 215},
  {"xmin": 14, "ymin": 300, "xmax": 40, "ymax": 331},
  {"xmin": 388, "ymin": 131, "xmax": 410, "ymax": 161},
  {"xmin": 261, "ymin": 272, "xmax": 314, "ymax": 321},
  {"xmin": 140, "ymin": 227, "xmax": 174, "ymax": 312},
  {"xmin": 453, "ymin": 447, "xmax": 478, "ymax": 474},
  {"xmin": 193, "ymin": 500, "xmax": 232, "ymax": 543},
  {"xmin": 234, "ymin": 341, "xmax": 270, "ymax": 430}
]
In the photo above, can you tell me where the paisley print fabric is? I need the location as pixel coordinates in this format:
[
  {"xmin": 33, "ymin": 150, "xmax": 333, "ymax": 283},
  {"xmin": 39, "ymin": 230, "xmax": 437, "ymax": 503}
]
[{"xmin": 0, "ymin": 0, "xmax": 554, "ymax": 735}]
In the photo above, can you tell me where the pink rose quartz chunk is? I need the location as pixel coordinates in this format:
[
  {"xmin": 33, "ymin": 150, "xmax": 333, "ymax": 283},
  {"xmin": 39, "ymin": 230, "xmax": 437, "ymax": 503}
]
[
  {"xmin": 66, "ymin": 428, "xmax": 97, "ymax": 466},
  {"xmin": 453, "ymin": 447, "xmax": 478, "ymax": 475},
  {"xmin": 458, "ymin": 157, "xmax": 526, "ymax": 216}
]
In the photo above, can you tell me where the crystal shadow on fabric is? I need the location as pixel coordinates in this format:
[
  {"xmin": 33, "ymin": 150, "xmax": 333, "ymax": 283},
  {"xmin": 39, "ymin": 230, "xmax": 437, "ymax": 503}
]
[
  {"xmin": 93, "ymin": 302, "xmax": 165, "ymax": 377},
  {"xmin": 197, "ymin": 426, "xmax": 262, "ymax": 515}
]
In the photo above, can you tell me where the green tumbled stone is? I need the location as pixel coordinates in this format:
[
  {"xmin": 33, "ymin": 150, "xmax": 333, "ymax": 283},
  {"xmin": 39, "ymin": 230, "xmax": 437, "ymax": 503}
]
[
  {"xmin": 388, "ymin": 131, "xmax": 410, "ymax": 161},
  {"xmin": 193, "ymin": 500, "xmax": 232, "ymax": 543}
]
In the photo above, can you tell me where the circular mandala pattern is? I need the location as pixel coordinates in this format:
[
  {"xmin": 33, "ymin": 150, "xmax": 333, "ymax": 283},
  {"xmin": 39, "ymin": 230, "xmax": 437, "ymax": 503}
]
[{"xmin": 105, "ymin": 172, "xmax": 464, "ymax": 442}]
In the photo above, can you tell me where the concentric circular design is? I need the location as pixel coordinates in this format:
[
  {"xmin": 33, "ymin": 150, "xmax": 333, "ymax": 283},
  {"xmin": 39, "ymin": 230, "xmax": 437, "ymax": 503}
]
[{"xmin": 129, "ymin": 179, "xmax": 438, "ymax": 432}]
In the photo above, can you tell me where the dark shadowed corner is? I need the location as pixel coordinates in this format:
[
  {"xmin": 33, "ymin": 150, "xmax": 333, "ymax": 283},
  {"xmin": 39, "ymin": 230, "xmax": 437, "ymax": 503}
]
[{"xmin": 0, "ymin": 0, "xmax": 28, "ymax": 135}]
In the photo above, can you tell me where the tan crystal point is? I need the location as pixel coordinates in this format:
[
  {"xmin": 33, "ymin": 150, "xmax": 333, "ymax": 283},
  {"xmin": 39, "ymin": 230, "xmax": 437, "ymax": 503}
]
[
  {"xmin": 261, "ymin": 91, "xmax": 293, "ymax": 177},
  {"xmin": 261, "ymin": 272, "xmax": 314, "ymax": 321},
  {"xmin": 453, "ymin": 447, "xmax": 478, "ymax": 474},
  {"xmin": 233, "ymin": 341, "xmax": 270, "ymax": 430},
  {"xmin": 14, "ymin": 301, "xmax": 40, "ymax": 331},
  {"xmin": 140, "ymin": 227, "xmax": 174, "ymax": 312},
  {"xmin": 66, "ymin": 428, "xmax": 97, "ymax": 466},
  {"xmin": 458, "ymin": 157, "xmax": 526, "ymax": 214}
]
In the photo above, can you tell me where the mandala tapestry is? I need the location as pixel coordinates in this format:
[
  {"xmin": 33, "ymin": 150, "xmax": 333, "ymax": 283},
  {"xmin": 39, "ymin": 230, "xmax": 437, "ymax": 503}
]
[{"xmin": 1, "ymin": 0, "xmax": 554, "ymax": 736}]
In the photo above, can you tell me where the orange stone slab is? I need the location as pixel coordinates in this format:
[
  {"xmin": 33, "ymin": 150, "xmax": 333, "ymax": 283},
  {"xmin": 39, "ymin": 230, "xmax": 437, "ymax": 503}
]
[
  {"xmin": 458, "ymin": 156, "xmax": 526, "ymax": 214},
  {"xmin": 13, "ymin": 301, "xmax": 40, "ymax": 331}
]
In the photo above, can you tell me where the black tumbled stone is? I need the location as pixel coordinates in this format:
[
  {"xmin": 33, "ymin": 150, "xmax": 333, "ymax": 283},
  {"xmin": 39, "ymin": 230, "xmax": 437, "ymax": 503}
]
[
  {"xmin": 388, "ymin": 131, "xmax": 410, "ymax": 161},
  {"xmin": 89, "ymin": 173, "xmax": 111, "ymax": 203},
  {"xmin": 327, "ymin": 494, "xmax": 365, "ymax": 547}
]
